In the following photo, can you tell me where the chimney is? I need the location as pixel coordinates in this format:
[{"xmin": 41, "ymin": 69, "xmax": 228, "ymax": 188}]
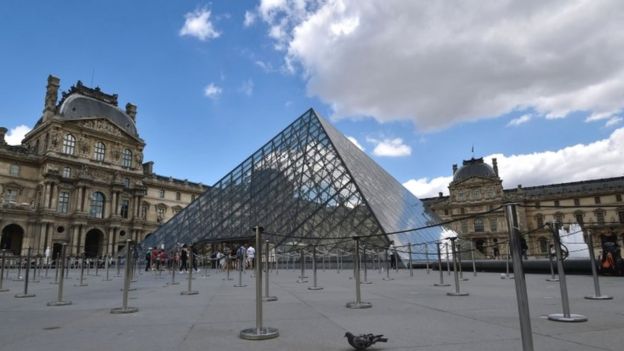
[
  {"xmin": 492, "ymin": 158, "xmax": 499, "ymax": 176},
  {"xmin": 125, "ymin": 103, "xmax": 137, "ymax": 122},
  {"xmin": 43, "ymin": 75, "xmax": 60, "ymax": 121},
  {"xmin": 0, "ymin": 127, "xmax": 7, "ymax": 145},
  {"xmin": 438, "ymin": 192, "xmax": 443, "ymax": 198},
  {"xmin": 142, "ymin": 161, "xmax": 153, "ymax": 175},
  {"xmin": 452, "ymin": 164, "xmax": 458, "ymax": 174}
]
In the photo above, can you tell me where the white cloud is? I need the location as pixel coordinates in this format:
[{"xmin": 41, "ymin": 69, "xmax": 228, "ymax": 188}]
[
  {"xmin": 244, "ymin": 10, "xmax": 256, "ymax": 27},
  {"xmin": 403, "ymin": 127, "xmax": 624, "ymax": 198},
  {"xmin": 507, "ymin": 114, "xmax": 532, "ymax": 127},
  {"xmin": 240, "ymin": 79, "xmax": 254, "ymax": 96},
  {"xmin": 179, "ymin": 8, "xmax": 220, "ymax": 41},
  {"xmin": 5, "ymin": 125, "xmax": 31, "ymax": 145},
  {"xmin": 204, "ymin": 83, "xmax": 222, "ymax": 99},
  {"xmin": 368, "ymin": 137, "xmax": 411, "ymax": 157},
  {"xmin": 346, "ymin": 136, "xmax": 364, "ymax": 151},
  {"xmin": 605, "ymin": 116, "xmax": 622, "ymax": 127},
  {"xmin": 259, "ymin": 1, "xmax": 624, "ymax": 130}
]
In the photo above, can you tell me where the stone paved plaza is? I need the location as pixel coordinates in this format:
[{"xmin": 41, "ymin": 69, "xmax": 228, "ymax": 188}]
[{"xmin": 0, "ymin": 265, "xmax": 623, "ymax": 351}]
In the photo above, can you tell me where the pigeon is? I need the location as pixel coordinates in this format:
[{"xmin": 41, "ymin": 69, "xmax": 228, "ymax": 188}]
[{"xmin": 345, "ymin": 332, "xmax": 388, "ymax": 350}]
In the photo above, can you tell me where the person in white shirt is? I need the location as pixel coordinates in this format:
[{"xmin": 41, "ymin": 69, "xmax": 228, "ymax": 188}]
[{"xmin": 246, "ymin": 245, "xmax": 255, "ymax": 269}]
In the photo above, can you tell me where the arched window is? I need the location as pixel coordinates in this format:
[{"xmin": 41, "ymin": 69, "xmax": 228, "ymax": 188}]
[
  {"xmin": 538, "ymin": 237, "xmax": 548, "ymax": 254},
  {"xmin": 62, "ymin": 134, "xmax": 76, "ymax": 155},
  {"xmin": 94, "ymin": 142, "xmax": 106, "ymax": 161},
  {"xmin": 122, "ymin": 149, "xmax": 132, "ymax": 168},
  {"xmin": 89, "ymin": 192, "xmax": 105, "ymax": 218}
]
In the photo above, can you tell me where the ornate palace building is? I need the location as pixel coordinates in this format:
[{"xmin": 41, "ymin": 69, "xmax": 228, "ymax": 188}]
[
  {"xmin": 0, "ymin": 76, "xmax": 207, "ymax": 258},
  {"xmin": 422, "ymin": 157, "xmax": 624, "ymax": 259}
]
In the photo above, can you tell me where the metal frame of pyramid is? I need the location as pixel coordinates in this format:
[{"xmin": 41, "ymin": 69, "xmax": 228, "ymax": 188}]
[{"xmin": 141, "ymin": 109, "xmax": 453, "ymax": 260}]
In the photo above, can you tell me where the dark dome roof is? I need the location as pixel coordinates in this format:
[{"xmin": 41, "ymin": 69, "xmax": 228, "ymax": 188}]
[
  {"xmin": 59, "ymin": 94, "xmax": 138, "ymax": 137},
  {"xmin": 453, "ymin": 158, "xmax": 497, "ymax": 182}
]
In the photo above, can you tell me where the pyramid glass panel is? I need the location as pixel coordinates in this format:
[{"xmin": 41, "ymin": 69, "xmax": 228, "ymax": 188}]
[{"xmin": 142, "ymin": 109, "xmax": 455, "ymax": 262}]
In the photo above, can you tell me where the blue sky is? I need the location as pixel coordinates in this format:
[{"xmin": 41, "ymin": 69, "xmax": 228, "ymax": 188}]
[{"xmin": 1, "ymin": 1, "xmax": 623, "ymax": 197}]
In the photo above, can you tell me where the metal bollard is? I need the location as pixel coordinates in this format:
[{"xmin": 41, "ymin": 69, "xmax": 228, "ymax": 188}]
[
  {"xmin": 0, "ymin": 250, "xmax": 8, "ymax": 292},
  {"xmin": 116, "ymin": 255, "xmax": 121, "ymax": 277},
  {"xmin": 445, "ymin": 243, "xmax": 451, "ymax": 276},
  {"xmin": 308, "ymin": 245, "xmax": 323, "ymax": 291},
  {"xmin": 361, "ymin": 246, "xmax": 371, "ymax": 284},
  {"xmin": 47, "ymin": 244, "xmax": 71, "ymax": 306},
  {"xmin": 264, "ymin": 240, "xmax": 278, "ymax": 299},
  {"xmin": 434, "ymin": 242, "xmax": 450, "ymax": 287},
  {"xmin": 224, "ymin": 256, "xmax": 233, "ymax": 281},
  {"xmin": 111, "ymin": 240, "xmax": 138, "ymax": 314},
  {"xmin": 31, "ymin": 255, "xmax": 39, "ymax": 283},
  {"xmin": 15, "ymin": 248, "xmax": 35, "ymax": 298},
  {"xmin": 167, "ymin": 257, "xmax": 180, "ymax": 286},
  {"xmin": 393, "ymin": 247, "xmax": 399, "ymax": 273},
  {"xmin": 240, "ymin": 226, "xmax": 279, "ymax": 340},
  {"xmin": 103, "ymin": 255, "xmax": 112, "ymax": 281},
  {"xmin": 181, "ymin": 245, "xmax": 199, "ymax": 295},
  {"xmin": 446, "ymin": 238, "xmax": 469, "ymax": 296},
  {"xmin": 95, "ymin": 256, "xmax": 100, "ymax": 276},
  {"xmin": 547, "ymin": 223, "xmax": 587, "ymax": 322},
  {"xmin": 584, "ymin": 230, "xmax": 612, "ymax": 300},
  {"xmin": 51, "ymin": 255, "xmax": 59, "ymax": 285},
  {"xmin": 346, "ymin": 236, "xmax": 371, "ymax": 309},
  {"xmin": 501, "ymin": 247, "xmax": 514, "ymax": 280},
  {"xmin": 234, "ymin": 254, "xmax": 247, "ymax": 288},
  {"xmin": 15, "ymin": 255, "xmax": 23, "ymax": 281},
  {"xmin": 546, "ymin": 245, "xmax": 559, "ymax": 282},
  {"xmin": 458, "ymin": 244, "xmax": 468, "ymax": 281}
]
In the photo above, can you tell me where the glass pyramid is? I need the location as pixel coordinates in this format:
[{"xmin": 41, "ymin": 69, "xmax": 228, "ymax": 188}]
[{"xmin": 142, "ymin": 109, "xmax": 454, "ymax": 261}]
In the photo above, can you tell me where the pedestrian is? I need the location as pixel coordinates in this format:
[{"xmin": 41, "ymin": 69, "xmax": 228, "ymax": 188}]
[
  {"xmin": 246, "ymin": 244, "xmax": 255, "ymax": 269},
  {"xmin": 145, "ymin": 248, "xmax": 151, "ymax": 271},
  {"xmin": 180, "ymin": 245, "xmax": 188, "ymax": 273}
]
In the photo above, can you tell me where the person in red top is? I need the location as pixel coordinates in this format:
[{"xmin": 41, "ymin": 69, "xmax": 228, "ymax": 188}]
[{"xmin": 151, "ymin": 247, "xmax": 159, "ymax": 271}]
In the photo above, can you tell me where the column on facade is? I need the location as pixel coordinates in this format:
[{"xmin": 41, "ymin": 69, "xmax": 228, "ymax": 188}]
[
  {"xmin": 113, "ymin": 191, "xmax": 119, "ymax": 216},
  {"xmin": 50, "ymin": 183, "xmax": 58, "ymax": 211},
  {"xmin": 135, "ymin": 195, "xmax": 143, "ymax": 218},
  {"xmin": 43, "ymin": 182, "xmax": 51, "ymax": 209},
  {"xmin": 38, "ymin": 222, "xmax": 48, "ymax": 254},
  {"xmin": 77, "ymin": 225, "xmax": 86, "ymax": 255},
  {"xmin": 111, "ymin": 228, "xmax": 118, "ymax": 255}
]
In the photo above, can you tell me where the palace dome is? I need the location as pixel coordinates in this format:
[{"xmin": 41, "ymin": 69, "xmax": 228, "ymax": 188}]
[{"xmin": 453, "ymin": 158, "xmax": 497, "ymax": 182}]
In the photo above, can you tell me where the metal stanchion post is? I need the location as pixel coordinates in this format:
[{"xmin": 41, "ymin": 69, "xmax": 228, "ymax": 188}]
[
  {"xmin": 51, "ymin": 255, "xmax": 59, "ymax": 285},
  {"xmin": 445, "ymin": 243, "xmax": 450, "ymax": 276},
  {"xmin": 167, "ymin": 256, "xmax": 179, "ymax": 286},
  {"xmin": 65, "ymin": 256, "xmax": 70, "ymax": 279},
  {"xmin": 383, "ymin": 249, "xmax": 393, "ymax": 281},
  {"xmin": 47, "ymin": 243, "xmax": 71, "ymax": 306},
  {"xmin": 546, "ymin": 244, "xmax": 559, "ymax": 282},
  {"xmin": 393, "ymin": 247, "xmax": 398, "ymax": 273},
  {"xmin": 95, "ymin": 256, "xmax": 100, "ymax": 276},
  {"xmin": 308, "ymin": 245, "xmax": 323, "ymax": 291},
  {"xmin": 346, "ymin": 236, "xmax": 371, "ymax": 309},
  {"xmin": 297, "ymin": 249, "xmax": 307, "ymax": 283},
  {"xmin": 31, "ymin": 255, "xmax": 39, "ymax": 283},
  {"xmin": 501, "ymin": 246, "xmax": 514, "ymax": 279},
  {"xmin": 447, "ymin": 238, "xmax": 469, "ymax": 296},
  {"xmin": 361, "ymin": 246, "xmax": 371, "ymax": 284},
  {"xmin": 15, "ymin": 248, "xmax": 35, "ymax": 298},
  {"xmin": 264, "ymin": 240, "xmax": 278, "ymax": 299},
  {"xmin": 234, "ymin": 250, "xmax": 247, "ymax": 288},
  {"xmin": 103, "ymin": 255, "xmax": 112, "ymax": 281},
  {"xmin": 240, "ymin": 226, "xmax": 279, "ymax": 340},
  {"xmin": 76, "ymin": 253, "xmax": 88, "ymax": 287},
  {"xmin": 224, "ymin": 256, "xmax": 233, "ymax": 281},
  {"xmin": 505, "ymin": 204, "xmax": 535, "ymax": 351},
  {"xmin": 15, "ymin": 255, "xmax": 23, "ymax": 281},
  {"xmin": 408, "ymin": 243, "xmax": 413, "ymax": 277},
  {"xmin": 181, "ymin": 245, "xmax": 199, "ymax": 295},
  {"xmin": 0, "ymin": 250, "xmax": 8, "ymax": 292},
  {"xmin": 116, "ymin": 255, "xmax": 121, "ymax": 277},
  {"xmin": 584, "ymin": 229, "xmax": 612, "ymax": 300},
  {"xmin": 111, "ymin": 240, "xmax": 138, "ymax": 314},
  {"xmin": 547, "ymin": 222, "xmax": 587, "ymax": 322},
  {"xmin": 434, "ymin": 242, "xmax": 450, "ymax": 287},
  {"xmin": 458, "ymin": 244, "xmax": 468, "ymax": 281}
]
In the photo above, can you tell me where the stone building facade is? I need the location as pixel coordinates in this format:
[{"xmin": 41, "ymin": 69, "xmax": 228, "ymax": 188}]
[
  {"xmin": 0, "ymin": 76, "xmax": 207, "ymax": 258},
  {"xmin": 422, "ymin": 157, "xmax": 624, "ymax": 259}
]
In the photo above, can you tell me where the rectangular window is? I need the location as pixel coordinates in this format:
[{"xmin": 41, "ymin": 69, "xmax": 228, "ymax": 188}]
[
  {"xmin": 62, "ymin": 167, "xmax": 71, "ymax": 178},
  {"xmin": 4, "ymin": 189, "xmax": 17, "ymax": 203},
  {"xmin": 536, "ymin": 215, "xmax": 544, "ymax": 228},
  {"xmin": 460, "ymin": 207, "xmax": 465, "ymax": 215},
  {"xmin": 474, "ymin": 218, "xmax": 484, "ymax": 232},
  {"xmin": 444, "ymin": 209, "xmax": 449, "ymax": 216},
  {"xmin": 596, "ymin": 211, "xmax": 605, "ymax": 225},
  {"xmin": 58, "ymin": 191, "xmax": 70, "ymax": 213},
  {"xmin": 489, "ymin": 218, "xmax": 497, "ymax": 232},
  {"xmin": 595, "ymin": 196, "xmax": 601, "ymax": 204},
  {"xmin": 554, "ymin": 200, "xmax": 560, "ymax": 207},
  {"xmin": 159, "ymin": 189, "xmax": 165, "ymax": 199},
  {"xmin": 575, "ymin": 213, "xmax": 584, "ymax": 225},
  {"xmin": 574, "ymin": 198, "xmax": 580, "ymax": 206},
  {"xmin": 535, "ymin": 201, "xmax": 540, "ymax": 209},
  {"xmin": 120, "ymin": 199, "xmax": 129, "ymax": 219},
  {"xmin": 9, "ymin": 164, "xmax": 19, "ymax": 176},
  {"xmin": 616, "ymin": 194, "xmax": 622, "ymax": 202},
  {"xmin": 461, "ymin": 220, "xmax": 468, "ymax": 233},
  {"xmin": 176, "ymin": 192, "xmax": 181, "ymax": 201}
]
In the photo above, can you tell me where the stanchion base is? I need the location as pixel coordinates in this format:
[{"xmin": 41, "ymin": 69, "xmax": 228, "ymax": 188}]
[
  {"xmin": 500, "ymin": 275, "xmax": 514, "ymax": 279},
  {"xmin": 547, "ymin": 313, "xmax": 587, "ymax": 322},
  {"xmin": 110, "ymin": 306, "xmax": 139, "ymax": 314},
  {"xmin": 223, "ymin": 278, "xmax": 234, "ymax": 281},
  {"xmin": 447, "ymin": 291, "xmax": 469, "ymax": 296},
  {"xmin": 180, "ymin": 290, "xmax": 199, "ymax": 295},
  {"xmin": 233, "ymin": 284, "xmax": 248, "ymax": 287},
  {"xmin": 49, "ymin": 281, "xmax": 59, "ymax": 285},
  {"xmin": 74, "ymin": 283, "xmax": 88, "ymax": 287},
  {"xmin": 433, "ymin": 283, "xmax": 451, "ymax": 287},
  {"xmin": 461, "ymin": 278, "xmax": 469, "ymax": 281},
  {"xmin": 102, "ymin": 279, "xmax": 113, "ymax": 281},
  {"xmin": 346, "ymin": 301, "xmax": 372, "ymax": 309},
  {"xmin": 47, "ymin": 300, "xmax": 72, "ymax": 306},
  {"xmin": 0, "ymin": 288, "xmax": 9, "ymax": 292},
  {"xmin": 307, "ymin": 286, "xmax": 324, "ymax": 290},
  {"xmin": 360, "ymin": 281, "xmax": 372, "ymax": 285},
  {"xmin": 166, "ymin": 282, "xmax": 180, "ymax": 286},
  {"xmin": 263, "ymin": 296, "xmax": 278, "ymax": 301},
  {"xmin": 240, "ymin": 327, "xmax": 279, "ymax": 340},
  {"xmin": 545, "ymin": 278, "xmax": 559, "ymax": 282},
  {"xmin": 585, "ymin": 295, "xmax": 613, "ymax": 300},
  {"xmin": 382, "ymin": 278, "xmax": 394, "ymax": 281},
  {"xmin": 296, "ymin": 280, "xmax": 308, "ymax": 284},
  {"xmin": 13, "ymin": 278, "xmax": 24, "ymax": 281},
  {"xmin": 15, "ymin": 293, "xmax": 36, "ymax": 298}
]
